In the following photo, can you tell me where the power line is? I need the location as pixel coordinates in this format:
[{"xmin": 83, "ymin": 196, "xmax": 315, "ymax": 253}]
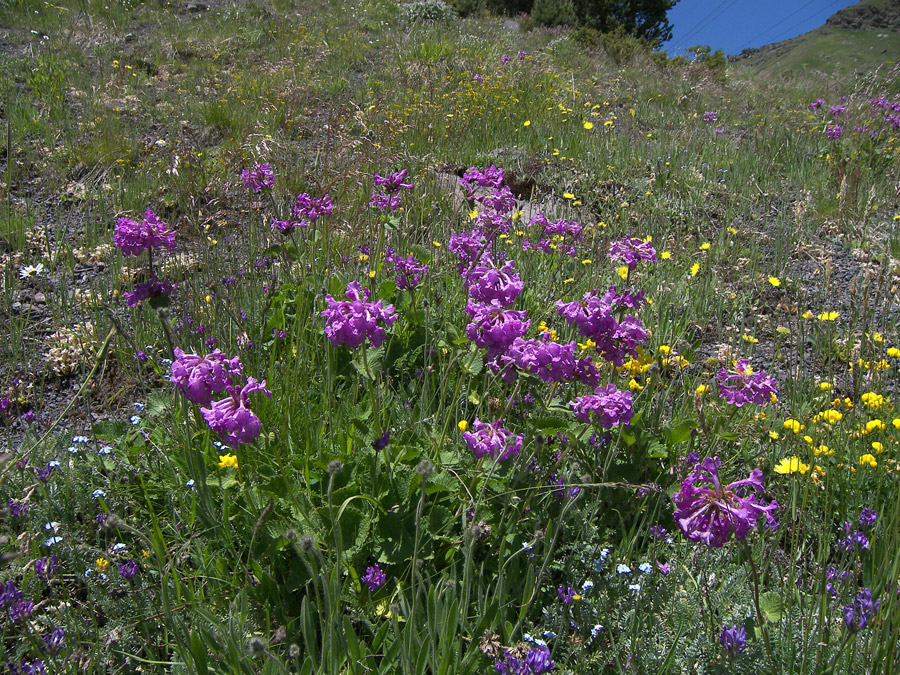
[
  {"xmin": 737, "ymin": 0, "xmax": 820, "ymax": 51},
  {"xmin": 671, "ymin": 0, "xmax": 739, "ymax": 52},
  {"xmin": 757, "ymin": 0, "xmax": 853, "ymax": 47}
]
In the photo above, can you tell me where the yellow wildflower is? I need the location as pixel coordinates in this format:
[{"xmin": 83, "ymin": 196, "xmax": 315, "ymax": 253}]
[
  {"xmin": 583, "ymin": 121, "xmax": 594, "ymax": 130},
  {"xmin": 690, "ymin": 262, "xmax": 700, "ymax": 277},
  {"xmin": 742, "ymin": 334, "xmax": 759, "ymax": 344},
  {"xmin": 768, "ymin": 277, "xmax": 781, "ymax": 287},
  {"xmin": 783, "ymin": 419, "xmax": 802, "ymax": 434},
  {"xmin": 218, "ymin": 453, "xmax": 238, "ymax": 468},
  {"xmin": 773, "ymin": 457, "xmax": 810, "ymax": 475},
  {"xmin": 861, "ymin": 392, "xmax": 884, "ymax": 409},
  {"xmin": 865, "ymin": 420, "xmax": 885, "ymax": 433},
  {"xmin": 817, "ymin": 311, "xmax": 839, "ymax": 321},
  {"xmin": 616, "ymin": 266, "xmax": 629, "ymax": 279},
  {"xmin": 769, "ymin": 431, "xmax": 780, "ymax": 441},
  {"xmin": 699, "ymin": 242, "xmax": 711, "ymax": 251},
  {"xmin": 802, "ymin": 310, "xmax": 814, "ymax": 320},
  {"xmin": 95, "ymin": 558, "xmax": 109, "ymax": 573},
  {"xmin": 628, "ymin": 378, "xmax": 644, "ymax": 391},
  {"xmin": 819, "ymin": 382, "xmax": 832, "ymax": 391},
  {"xmin": 458, "ymin": 420, "xmax": 468, "ymax": 432},
  {"xmin": 887, "ymin": 347, "xmax": 900, "ymax": 358},
  {"xmin": 661, "ymin": 251, "xmax": 671, "ymax": 260},
  {"xmin": 858, "ymin": 454, "xmax": 878, "ymax": 468},
  {"xmin": 695, "ymin": 384, "xmax": 709, "ymax": 395}
]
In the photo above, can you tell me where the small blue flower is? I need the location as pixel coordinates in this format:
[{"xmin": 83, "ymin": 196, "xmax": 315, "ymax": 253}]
[
  {"xmin": 48, "ymin": 460, "xmax": 61, "ymax": 468},
  {"xmin": 638, "ymin": 562, "xmax": 653, "ymax": 574},
  {"xmin": 160, "ymin": 358, "xmax": 172, "ymax": 366},
  {"xmin": 133, "ymin": 402, "xmax": 145, "ymax": 411},
  {"xmin": 44, "ymin": 537, "xmax": 62, "ymax": 546},
  {"xmin": 129, "ymin": 415, "xmax": 141, "ymax": 425},
  {"xmin": 44, "ymin": 521, "xmax": 60, "ymax": 531},
  {"xmin": 616, "ymin": 564, "xmax": 631, "ymax": 574},
  {"xmin": 72, "ymin": 435, "xmax": 89, "ymax": 443},
  {"xmin": 67, "ymin": 446, "xmax": 78, "ymax": 454},
  {"xmin": 112, "ymin": 543, "xmax": 126, "ymax": 552},
  {"xmin": 186, "ymin": 479, "xmax": 195, "ymax": 488},
  {"xmin": 542, "ymin": 631, "xmax": 557, "ymax": 640},
  {"xmin": 98, "ymin": 446, "xmax": 112, "ymax": 455},
  {"xmin": 591, "ymin": 624, "xmax": 603, "ymax": 638},
  {"xmin": 92, "ymin": 489, "xmax": 106, "ymax": 499},
  {"xmin": 581, "ymin": 580, "xmax": 594, "ymax": 593},
  {"xmin": 628, "ymin": 584, "xmax": 641, "ymax": 592}
]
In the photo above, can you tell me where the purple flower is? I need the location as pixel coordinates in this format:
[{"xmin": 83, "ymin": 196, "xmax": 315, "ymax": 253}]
[
  {"xmin": 672, "ymin": 457, "xmax": 778, "ymax": 548},
  {"xmin": 271, "ymin": 218, "xmax": 302, "ymax": 234},
  {"xmin": 117, "ymin": 559, "xmax": 139, "ymax": 579},
  {"xmin": 170, "ymin": 349, "xmax": 244, "ymax": 407},
  {"xmin": 464, "ymin": 301, "xmax": 530, "ymax": 356},
  {"xmin": 369, "ymin": 191, "xmax": 403, "ymax": 212},
  {"xmin": 361, "ymin": 564, "xmax": 386, "ymax": 591},
  {"xmin": 34, "ymin": 462, "xmax": 55, "ymax": 482},
  {"xmin": 810, "ymin": 98, "xmax": 825, "ymax": 110},
  {"xmin": 7, "ymin": 658, "xmax": 46, "ymax": 675},
  {"xmin": 829, "ymin": 104, "xmax": 846, "ymax": 117},
  {"xmin": 859, "ymin": 508, "xmax": 877, "ymax": 531},
  {"xmin": 703, "ymin": 111, "xmax": 718, "ymax": 123},
  {"xmin": 21, "ymin": 409, "xmax": 36, "ymax": 424},
  {"xmin": 649, "ymin": 525, "xmax": 667, "ymax": 540},
  {"xmin": 321, "ymin": 282, "xmax": 398, "ymax": 349},
  {"xmin": 449, "ymin": 229, "xmax": 490, "ymax": 273},
  {"xmin": 474, "ymin": 210, "xmax": 512, "ymax": 236},
  {"xmin": 716, "ymin": 360, "xmax": 777, "ymax": 407},
  {"xmin": 374, "ymin": 170, "xmax": 413, "ymax": 193},
  {"xmin": 371, "ymin": 431, "xmax": 390, "ymax": 451},
  {"xmin": 500, "ymin": 54, "xmax": 510, "ymax": 64},
  {"xmin": 8, "ymin": 499, "xmax": 30, "ymax": 519},
  {"xmin": 843, "ymin": 588, "xmax": 879, "ymax": 632},
  {"xmin": 240, "ymin": 163, "xmax": 275, "ymax": 192},
  {"xmin": 719, "ymin": 624, "xmax": 746, "ymax": 657},
  {"xmin": 43, "ymin": 627, "xmax": 65, "ymax": 655},
  {"xmin": 387, "ymin": 251, "xmax": 429, "ymax": 290},
  {"xmin": 464, "ymin": 256, "xmax": 523, "ymax": 307},
  {"xmin": 557, "ymin": 584, "xmax": 576, "ymax": 605},
  {"xmin": 608, "ymin": 237, "xmax": 657, "ymax": 271},
  {"xmin": 124, "ymin": 276, "xmax": 176, "ymax": 307},
  {"xmin": 0, "ymin": 580, "xmax": 22, "ymax": 608},
  {"xmin": 473, "ymin": 73, "xmax": 484, "ymax": 83},
  {"xmin": 0, "ymin": 396, "xmax": 11, "ymax": 411},
  {"xmin": 8, "ymin": 597, "xmax": 34, "ymax": 622},
  {"xmin": 293, "ymin": 192, "xmax": 333, "ymax": 225},
  {"xmin": 460, "ymin": 165, "xmax": 504, "ymax": 191},
  {"xmin": 495, "ymin": 336, "xmax": 599, "ymax": 386},
  {"xmin": 476, "ymin": 186, "xmax": 516, "ymax": 214},
  {"xmin": 494, "ymin": 644, "xmax": 554, "ymax": 674},
  {"xmin": 114, "ymin": 209, "xmax": 176, "ymax": 256},
  {"xmin": 462, "ymin": 418, "xmax": 523, "ymax": 462},
  {"xmin": 569, "ymin": 384, "xmax": 634, "ymax": 429},
  {"xmin": 825, "ymin": 125, "xmax": 843, "ymax": 139},
  {"xmin": 531, "ymin": 214, "xmax": 582, "ymax": 240},
  {"xmin": 35, "ymin": 555, "xmax": 58, "ymax": 580},
  {"xmin": 200, "ymin": 378, "xmax": 272, "ymax": 448}
]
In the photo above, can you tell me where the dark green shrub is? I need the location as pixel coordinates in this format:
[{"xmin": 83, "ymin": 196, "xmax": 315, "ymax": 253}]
[{"xmin": 531, "ymin": 0, "xmax": 576, "ymax": 27}]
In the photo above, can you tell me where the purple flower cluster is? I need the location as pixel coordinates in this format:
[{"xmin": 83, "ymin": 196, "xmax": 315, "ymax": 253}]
[
  {"xmin": 449, "ymin": 228, "xmax": 490, "ymax": 274},
  {"xmin": 530, "ymin": 214, "xmax": 582, "ymax": 241},
  {"xmin": 843, "ymin": 588, "xmax": 879, "ymax": 633},
  {"xmin": 43, "ymin": 627, "xmax": 65, "ymax": 655},
  {"xmin": 608, "ymin": 237, "xmax": 657, "ymax": 271},
  {"xmin": 370, "ymin": 170, "xmax": 413, "ymax": 212},
  {"xmin": 829, "ymin": 104, "xmax": 847, "ymax": 117},
  {"xmin": 34, "ymin": 555, "xmax": 58, "ymax": 580},
  {"xmin": 321, "ymin": 282, "xmax": 398, "ymax": 349},
  {"xmin": 703, "ymin": 111, "xmax": 718, "ymax": 123},
  {"xmin": 493, "ymin": 335, "xmax": 599, "ymax": 386},
  {"xmin": 837, "ymin": 517, "xmax": 872, "ymax": 553},
  {"xmin": 201, "ymin": 377, "xmax": 272, "ymax": 449},
  {"xmin": 459, "ymin": 167, "xmax": 514, "ymax": 235},
  {"xmin": 361, "ymin": 564, "xmax": 386, "ymax": 591},
  {"xmin": 825, "ymin": 125, "xmax": 843, "ymax": 139},
  {"xmin": 113, "ymin": 209, "xmax": 176, "ymax": 256},
  {"xmin": 459, "ymin": 165, "xmax": 504, "ymax": 195},
  {"xmin": 6, "ymin": 658, "xmax": 46, "ymax": 674},
  {"xmin": 465, "ymin": 256, "xmax": 523, "ymax": 307},
  {"xmin": 557, "ymin": 584, "xmax": 576, "ymax": 605},
  {"xmin": 570, "ymin": 384, "xmax": 634, "ymax": 429},
  {"xmin": 672, "ymin": 456, "xmax": 778, "ymax": 548},
  {"xmin": 386, "ymin": 249, "xmax": 429, "ymax": 290},
  {"xmin": 719, "ymin": 624, "xmax": 746, "ymax": 657},
  {"xmin": 171, "ymin": 348, "xmax": 244, "ymax": 406},
  {"xmin": 715, "ymin": 360, "xmax": 777, "ymax": 407},
  {"xmin": 462, "ymin": 418, "xmax": 523, "ymax": 462},
  {"xmin": 293, "ymin": 192, "xmax": 333, "ymax": 226},
  {"xmin": 117, "ymin": 559, "xmax": 140, "ymax": 579},
  {"xmin": 123, "ymin": 276, "xmax": 176, "ymax": 307},
  {"xmin": 810, "ymin": 98, "xmax": 825, "ymax": 110},
  {"xmin": 240, "ymin": 163, "xmax": 275, "ymax": 192},
  {"xmin": 465, "ymin": 301, "xmax": 530, "ymax": 357},
  {"xmin": 556, "ymin": 290, "xmax": 648, "ymax": 366},
  {"xmin": 494, "ymin": 644, "xmax": 554, "ymax": 674}
]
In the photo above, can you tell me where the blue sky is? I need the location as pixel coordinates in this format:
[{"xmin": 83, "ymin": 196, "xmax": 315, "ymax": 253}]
[{"xmin": 663, "ymin": 0, "xmax": 860, "ymax": 56}]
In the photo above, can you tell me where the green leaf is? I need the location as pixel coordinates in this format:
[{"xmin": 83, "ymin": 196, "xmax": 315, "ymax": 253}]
[
  {"xmin": 461, "ymin": 348, "xmax": 483, "ymax": 376},
  {"xmin": 759, "ymin": 591, "xmax": 784, "ymax": 622},
  {"xmin": 663, "ymin": 420, "xmax": 695, "ymax": 446},
  {"xmin": 378, "ymin": 278, "xmax": 397, "ymax": 300},
  {"xmin": 351, "ymin": 346, "xmax": 385, "ymax": 380}
]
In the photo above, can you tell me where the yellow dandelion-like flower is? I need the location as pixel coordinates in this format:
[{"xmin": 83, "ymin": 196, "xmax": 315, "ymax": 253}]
[
  {"xmin": 769, "ymin": 431, "xmax": 780, "ymax": 441},
  {"xmin": 523, "ymin": 120, "xmax": 531, "ymax": 127},
  {"xmin": 690, "ymin": 262, "xmax": 700, "ymax": 277},
  {"xmin": 699, "ymin": 242, "xmax": 711, "ymax": 251},
  {"xmin": 742, "ymin": 335, "xmax": 759, "ymax": 344},
  {"xmin": 95, "ymin": 558, "xmax": 110, "ymax": 573},
  {"xmin": 660, "ymin": 251, "xmax": 671, "ymax": 260},
  {"xmin": 616, "ymin": 266, "xmax": 629, "ymax": 280},
  {"xmin": 773, "ymin": 457, "xmax": 810, "ymax": 475},
  {"xmin": 768, "ymin": 276, "xmax": 781, "ymax": 287},
  {"xmin": 819, "ymin": 382, "xmax": 832, "ymax": 391},
  {"xmin": 563, "ymin": 192, "xmax": 575, "ymax": 199},
  {"xmin": 218, "ymin": 453, "xmax": 238, "ymax": 469},
  {"xmin": 858, "ymin": 454, "xmax": 878, "ymax": 468},
  {"xmin": 802, "ymin": 310, "xmax": 814, "ymax": 320},
  {"xmin": 583, "ymin": 121, "xmax": 593, "ymax": 130},
  {"xmin": 817, "ymin": 311, "xmax": 839, "ymax": 321},
  {"xmin": 695, "ymin": 384, "xmax": 709, "ymax": 395},
  {"xmin": 458, "ymin": 420, "xmax": 468, "ymax": 432}
]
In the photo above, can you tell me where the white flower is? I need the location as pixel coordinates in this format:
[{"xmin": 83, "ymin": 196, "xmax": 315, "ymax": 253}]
[
  {"xmin": 616, "ymin": 564, "xmax": 631, "ymax": 574},
  {"xmin": 19, "ymin": 263, "xmax": 45, "ymax": 278},
  {"xmin": 638, "ymin": 562, "xmax": 653, "ymax": 574}
]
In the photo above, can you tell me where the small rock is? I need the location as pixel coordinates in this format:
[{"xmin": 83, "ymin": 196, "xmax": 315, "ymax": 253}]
[
  {"xmin": 33, "ymin": 292, "xmax": 46, "ymax": 304},
  {"xmin": 501, "ymin": 19, "xmax": 520, "ymax": 31}
]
